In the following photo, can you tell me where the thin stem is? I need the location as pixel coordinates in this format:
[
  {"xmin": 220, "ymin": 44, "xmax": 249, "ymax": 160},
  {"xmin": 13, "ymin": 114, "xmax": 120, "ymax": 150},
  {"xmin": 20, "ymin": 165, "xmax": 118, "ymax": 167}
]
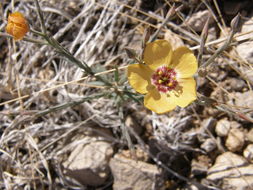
[
  {"xmin": 150, "ymin": 4, "xmax": 176, "ymax": 42},
  {"xmin": 200, "ymin": 30, "xmax": 235, "ymax": 69},
  {"xmin": 0, "ymin": 32, "xmax": 48, "ymax": 45},
  {"xmin": 35, "ymin": 93, "xmax": 105, "ymax": 118},
  {"xmin": 34, "ymin": 0, "xmax": 47, "ymax": 35}
]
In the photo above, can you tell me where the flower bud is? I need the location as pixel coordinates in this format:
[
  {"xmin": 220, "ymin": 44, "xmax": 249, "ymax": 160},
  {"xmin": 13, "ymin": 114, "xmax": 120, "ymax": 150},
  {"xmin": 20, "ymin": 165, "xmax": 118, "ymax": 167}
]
[
  {"xmin": 230, "ymin": 13, "xmax": 240, "ymax": 33},
  {"xmin": 6, "ymin": 12, "xmax": 29, "ymax": 40}
]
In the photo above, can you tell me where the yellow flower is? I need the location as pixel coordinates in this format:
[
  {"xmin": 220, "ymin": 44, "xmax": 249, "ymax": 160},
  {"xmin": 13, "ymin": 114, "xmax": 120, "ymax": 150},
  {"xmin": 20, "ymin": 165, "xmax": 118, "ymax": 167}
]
[
  {"xmin": 127, "ymin": 40, "xmax": 198, "ymax": 114},
  {"xmin": 6, "ymin": 12, "xmax": 29, "ymax": 40}
]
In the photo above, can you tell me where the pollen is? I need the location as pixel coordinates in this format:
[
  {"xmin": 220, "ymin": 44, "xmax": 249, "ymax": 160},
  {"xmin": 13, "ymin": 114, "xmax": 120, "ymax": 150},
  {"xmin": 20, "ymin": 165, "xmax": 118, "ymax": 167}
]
[
  {"xmin": 151, "ymin": 66, "xmax": 178, "ymax": 93},
  {"xmin": 167, "ymin": 82, "xmax": 173, "ymax": 87}
]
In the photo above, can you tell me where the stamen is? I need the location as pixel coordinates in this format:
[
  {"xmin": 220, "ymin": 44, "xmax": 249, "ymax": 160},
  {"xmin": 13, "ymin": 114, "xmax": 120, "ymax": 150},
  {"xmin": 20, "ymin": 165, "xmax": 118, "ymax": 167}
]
[{"xmin": 151, "ymin": 66, "xmax": 178, "ymax": 93}]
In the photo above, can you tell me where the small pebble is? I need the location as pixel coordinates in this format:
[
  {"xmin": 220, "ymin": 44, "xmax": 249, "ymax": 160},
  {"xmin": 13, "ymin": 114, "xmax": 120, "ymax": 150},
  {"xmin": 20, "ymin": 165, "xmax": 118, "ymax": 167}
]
[
  {"xmin": 247, "ymin": 128, "xmax": 253, "ymax": 143},
  {"xmin": 201, "ymin": 138, "xmax": 217, "ymax": 153},
  {"xmin": 225, "ymin": 128, "xmax": 244, "ymax": 152},
  {"xmin": 215, "ymin": 118, "xmax": 230, "ymax": 137},
  {"xmin": 243, "ymin": 144, "xmax": 253, "ymax": 161}
]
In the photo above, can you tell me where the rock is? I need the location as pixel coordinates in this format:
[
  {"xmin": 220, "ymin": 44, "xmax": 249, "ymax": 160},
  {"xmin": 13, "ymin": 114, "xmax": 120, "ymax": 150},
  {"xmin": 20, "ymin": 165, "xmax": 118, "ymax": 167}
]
[
  {"xmin": 164, "ymin": 30, "xmax": 184, "ymax": 50},
  {"xmin": 215, "ymin": 118, "xmax": 230, "ymax": 137},
  {"xmin": 109, "ymin": 154, "xmax": 164, "ymax": 190},
  {"xmin": 236, "ymin": 15, "xmax": 253, "ymax": 64},
  {"xmin": 245, "ymin": 70, "xmax": 253, "ymax": 85},
  {"xmin": 119, "ymin": 147, "xmax": 149, "ymax": 162},
  {"xmin": 224, "ymin": 78, "xmax": 246, "ymax": 92},
  {"xmin": 200, "ymin": 138, "xmax": 217, "ymax": 153},
  {"xmin": 223, "ymin": 176, "xmax": 253, "ymax": 190},
  {"xmin": 208, "ymin": 152, "xmax": 247, "ymax": 177},
  {"xmin": 247, "ymin": 128, "xmax": 253, "ymax": 143},
  {"xmin": 185, "ymin": 10, "xmax": 214, "ymax": 32},
  {"xmin": 63, "ymin": 139, "xmax": 113, "ymax": 186},
  {"xmin": 191, "ymin": 155, "xmax": 209, "ymax": 176},
  {"xmin": 231, "ymin": 91, "xmax": 253, "ymax": 108},
  {"xmin": 207, "ymin": 152, "xmax": 253, "ymax": 190},
  {"xmin": 225, "ymin": 128, "xmax": 244, "ymax": 152},
  {"xmin": 243, "ymin": 144, "xmax": 253, "ymax": 161}
]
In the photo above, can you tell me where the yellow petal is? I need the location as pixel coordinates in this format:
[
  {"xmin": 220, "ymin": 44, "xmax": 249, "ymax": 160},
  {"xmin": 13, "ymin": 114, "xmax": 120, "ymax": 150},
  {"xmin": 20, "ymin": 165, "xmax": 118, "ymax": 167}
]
[
  {"xmin": 12, "ymin": 25, "xmax": 27, "ymax": 40},
  {"xmin": 143, "ymin": 40, "xmax": 173, "ymax": 70},
  {"xmin": 144, "ymin": 88, "xmax": 177, "ymax": 114},
  {"xmin": 127, "ymin": 64, "xmax": 153, "ymax": 94},
  {"xmin": 171, "ymin": 47, "xmax": 197, "ymax": 78},
  {"xmin": 169, "ymin": 77, "xmax": 196, "ymax": 108}
]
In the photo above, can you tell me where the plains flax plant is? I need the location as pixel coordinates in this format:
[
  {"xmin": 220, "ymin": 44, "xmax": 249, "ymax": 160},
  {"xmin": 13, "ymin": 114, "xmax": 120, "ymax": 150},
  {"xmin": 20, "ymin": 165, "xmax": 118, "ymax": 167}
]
[
  {"xmin": 34, "ymin": 93, "xmax": 106, "ymax": 118},
  {"xmin": 127, "ymin": 40, "xmax": 198, "ymax": 114},
  {"xmin": 197, "ymin": 15, "xmax": 210, "ymax": 66},
  {"xmin": 199, "ymin": 14, "xmax": 241, "ymax": 71}
]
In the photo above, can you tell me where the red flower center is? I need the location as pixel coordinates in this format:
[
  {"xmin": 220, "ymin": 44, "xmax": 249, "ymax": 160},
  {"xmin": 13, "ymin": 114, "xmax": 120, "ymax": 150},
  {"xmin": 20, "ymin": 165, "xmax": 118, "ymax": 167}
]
[{"xmin": 151, "ymin": 66, "xmax": 178, "ymax": 93}]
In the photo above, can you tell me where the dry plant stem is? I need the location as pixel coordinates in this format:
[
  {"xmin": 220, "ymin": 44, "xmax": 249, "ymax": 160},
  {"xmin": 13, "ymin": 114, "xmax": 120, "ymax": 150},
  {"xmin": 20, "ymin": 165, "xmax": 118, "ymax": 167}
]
[
  {"xmin": 202, "ymin": 0, "xmax": 226, "ymax": 35},
  {"xmin": 0, "ymin": 65, "xmax": 129, "ymax": 107},
  {"xmin": 216, "ymin": 105, "xmax": 253, "ymax": 123},
  {"xmin": 197, "ymin": 17, "xmax": 209, "ymax": 65},
  {"xmin": 149, "ymin": 4, "xmax": 176, "ymax": 42},
  {"xmin": 213, "ymin": 0, "xmax": 226, "ymax": 29},
  {"xmin": 114, "ymin": 1, "xmax": 200, "ymax": 43}
]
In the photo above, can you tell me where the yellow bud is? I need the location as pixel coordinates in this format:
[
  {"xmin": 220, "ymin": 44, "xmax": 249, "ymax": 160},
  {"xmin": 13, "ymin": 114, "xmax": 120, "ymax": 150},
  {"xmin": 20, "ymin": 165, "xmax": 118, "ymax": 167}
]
[{"xmin": 158, "ymin": 79, "xmax": 163, "ymax": 84}]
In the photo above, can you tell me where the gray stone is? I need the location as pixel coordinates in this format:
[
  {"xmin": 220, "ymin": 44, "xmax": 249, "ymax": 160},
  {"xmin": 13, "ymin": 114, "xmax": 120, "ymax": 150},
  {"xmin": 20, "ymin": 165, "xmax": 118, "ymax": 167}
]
[
  {"xmin": 247, "ymin": 128, "xmax": 253, "ymax": 143},
  {"xmin": 207, "ymin": 152, "xmax": 253, "ymax": 190},
  {"xmin": 236, "ymin": 15, "xmax": 253, "ymax": 64},
  {"xmin": 109, "ymin": 154, "xmax": 164, "ymax": 190},
  {"xmin": 215, "ymin": 118, "xmax": 230, "ymax": 137},
  {"xmin": 185, "ymin": 10, "xmax": 214, "ymax": 32},
  {"xmin": 243, "ymin": 144, "xmax": 253, "ymax": 161},
  {"xmin": 191, "ymin": 159, "xmax": 208, "ymax": 176},
  {"xmin": 63, "ymin": 139, "xmax": 113, "ymax": 186},
  {"xmin": 225, "ymin": 128, "xmax": 244, "ymax": 152},
  {"xmin": 200, "ymin": 138, "xmax": 217, "ymax": 153}
]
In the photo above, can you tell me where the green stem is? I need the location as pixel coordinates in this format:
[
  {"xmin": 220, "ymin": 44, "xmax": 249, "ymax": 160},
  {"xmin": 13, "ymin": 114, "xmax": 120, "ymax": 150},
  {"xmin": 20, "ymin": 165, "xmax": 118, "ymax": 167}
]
[
  {"xmin": 35, "ymin": 93, "xmax": 105, "ymax": 118},
  {"xmin": 200, "ymin": 30, "xmax": 235, "ymax": 69}
]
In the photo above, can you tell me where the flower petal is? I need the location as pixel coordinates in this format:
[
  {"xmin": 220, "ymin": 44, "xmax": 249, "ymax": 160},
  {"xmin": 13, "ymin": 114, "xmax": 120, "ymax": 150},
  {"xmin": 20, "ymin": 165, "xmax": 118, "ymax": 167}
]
[
  {"xmin": 169, "ymin": 77, "xmax": 197, "ymax": 108},
  {"xmin": 171, "ymin": 47, "xmax": 197, "ymax": 78},
  {"xmin": 12, "ymin": 25, "xmax": 27, "ymax": 40},
  {"xmin": 143, "ymin": 40, "xmax": 173, "ymax": 70},
  {"xmin": 9, "ymin": 15, "xmax": 24, "ymax": 24},
  {"xmin": 6, "ymin": 23, "xmax": 14, "ymax": 36},
  {"xmin": 127, "ymin": 64, "xmax": 153, "ymax": 94},
  {"xmin": 144, "ymin": 88, "xmax": 177, "ymax": 114}
]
